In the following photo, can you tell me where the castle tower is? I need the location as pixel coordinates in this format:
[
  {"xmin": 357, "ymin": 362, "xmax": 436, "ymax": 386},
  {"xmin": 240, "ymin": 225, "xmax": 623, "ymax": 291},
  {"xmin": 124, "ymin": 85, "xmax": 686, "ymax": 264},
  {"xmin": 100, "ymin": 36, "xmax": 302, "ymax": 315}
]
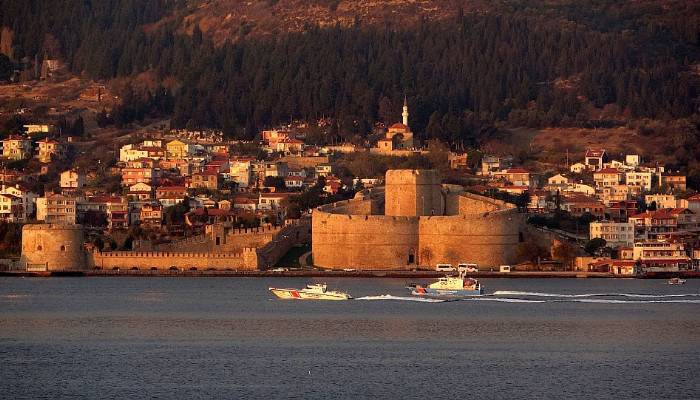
[
  {"xmin": 20, "ymin": 224, "xmax": 87, "ymax": 271},
  {"xmin": 385, "ymin": 169, "xmax": 444, "ymax": 217},
  {"xmin": 402, "ymin": 96, "xmax": 409, "ymax": 126}
]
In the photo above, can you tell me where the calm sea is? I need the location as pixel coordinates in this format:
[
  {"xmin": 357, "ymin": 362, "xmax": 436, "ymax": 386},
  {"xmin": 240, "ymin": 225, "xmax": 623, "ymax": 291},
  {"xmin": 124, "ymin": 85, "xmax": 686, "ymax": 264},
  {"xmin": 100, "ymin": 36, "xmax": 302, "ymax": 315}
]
[{"xmin": 1, "ymin": 277, "xmax": 699, "ymax": 399}]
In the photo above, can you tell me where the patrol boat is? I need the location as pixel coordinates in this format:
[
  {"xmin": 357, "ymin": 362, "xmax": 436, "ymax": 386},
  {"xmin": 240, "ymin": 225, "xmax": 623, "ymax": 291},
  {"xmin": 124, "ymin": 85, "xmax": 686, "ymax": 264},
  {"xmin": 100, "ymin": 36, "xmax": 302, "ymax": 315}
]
[
  {"xmin": 269, "ymin": 283, "xmax": 353, "ymax": 300},
  {"xmin": 410, "ymin": 272, "xmax": 484, "ymax": 296}
]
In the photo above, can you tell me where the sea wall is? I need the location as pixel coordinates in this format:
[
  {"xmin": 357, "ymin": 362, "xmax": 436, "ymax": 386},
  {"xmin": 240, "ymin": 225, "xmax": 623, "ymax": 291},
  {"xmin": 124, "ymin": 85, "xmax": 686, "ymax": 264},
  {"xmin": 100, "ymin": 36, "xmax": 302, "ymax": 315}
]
[{"xmin": 91, "ymin": 249, "xmax": 257, "ymax": 270}]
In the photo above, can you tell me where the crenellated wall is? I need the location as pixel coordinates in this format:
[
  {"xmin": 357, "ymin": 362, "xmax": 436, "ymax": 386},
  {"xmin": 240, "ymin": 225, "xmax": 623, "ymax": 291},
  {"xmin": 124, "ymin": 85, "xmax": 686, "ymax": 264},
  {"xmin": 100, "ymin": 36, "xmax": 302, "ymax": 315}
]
[{"xmin": 91, "ymin": 248, "xmax": 258, "ymax": 270}]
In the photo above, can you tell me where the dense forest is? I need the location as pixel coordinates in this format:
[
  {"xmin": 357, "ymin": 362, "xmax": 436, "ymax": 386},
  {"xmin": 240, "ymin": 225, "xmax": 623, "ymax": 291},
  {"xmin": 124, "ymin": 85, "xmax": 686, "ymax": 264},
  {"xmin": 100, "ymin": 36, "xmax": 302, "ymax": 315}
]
[{"xmin": 1, "ymin": 1, "xmax": 698, "ymax": 147}]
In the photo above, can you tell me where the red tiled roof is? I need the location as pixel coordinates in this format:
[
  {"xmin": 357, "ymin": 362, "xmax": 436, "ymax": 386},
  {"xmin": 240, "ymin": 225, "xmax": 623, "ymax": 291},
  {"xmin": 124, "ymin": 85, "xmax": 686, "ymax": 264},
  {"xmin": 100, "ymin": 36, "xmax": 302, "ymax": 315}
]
[
  {"xmin": 585, "ymin": 149, "xmax": 605, "ymax": 157},
  {"xmin": 505, "ymin": 168, "xmax": 529, "ymax": 174},
  {"xmin": 389, "ymin": 123, "xmax": 409, "ymax": 130}
]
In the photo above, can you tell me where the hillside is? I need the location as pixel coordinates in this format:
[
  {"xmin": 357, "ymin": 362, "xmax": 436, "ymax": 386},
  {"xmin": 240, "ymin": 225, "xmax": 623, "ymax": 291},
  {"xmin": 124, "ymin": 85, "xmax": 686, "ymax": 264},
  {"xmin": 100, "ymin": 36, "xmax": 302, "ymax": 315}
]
[
  {"xmin": 0, "ymin": 0, "xmax": 699, "ymax": 183},
  {"xmin": 174, "ymin": 0, "xmax": 493, "ymax": 44}
]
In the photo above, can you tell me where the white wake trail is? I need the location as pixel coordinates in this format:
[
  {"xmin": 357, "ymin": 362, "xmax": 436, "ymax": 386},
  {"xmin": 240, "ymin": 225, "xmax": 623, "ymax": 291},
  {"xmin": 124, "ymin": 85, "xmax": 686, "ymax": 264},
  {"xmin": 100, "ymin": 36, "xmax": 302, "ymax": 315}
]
[{"xmin": 355, "ymin": 295, "xmax": 447, "ymax": 303}]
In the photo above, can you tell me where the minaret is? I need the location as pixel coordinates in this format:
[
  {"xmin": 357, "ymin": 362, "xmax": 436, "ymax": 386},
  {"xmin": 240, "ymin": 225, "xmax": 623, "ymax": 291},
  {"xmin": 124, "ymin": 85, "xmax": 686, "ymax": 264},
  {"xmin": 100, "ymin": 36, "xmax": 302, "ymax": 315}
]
[{"xmin": 402, "ymin": 96, "xmax": 409, "ymax": 126}]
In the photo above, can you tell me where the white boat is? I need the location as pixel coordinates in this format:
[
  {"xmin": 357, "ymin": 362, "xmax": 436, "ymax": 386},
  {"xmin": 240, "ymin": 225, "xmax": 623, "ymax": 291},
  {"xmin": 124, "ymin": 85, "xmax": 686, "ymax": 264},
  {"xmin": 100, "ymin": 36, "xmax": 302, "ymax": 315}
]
[
  {"xmin": 410, "ymin": 273, "xmax": 484, "ymax": 296},
  {"xmin": 668, "ymin": 277, "xmax": 687, "ymax": 285},
  {"xmin": 269, "ymin": 283, "xmax": 353, "ymax": 300}
]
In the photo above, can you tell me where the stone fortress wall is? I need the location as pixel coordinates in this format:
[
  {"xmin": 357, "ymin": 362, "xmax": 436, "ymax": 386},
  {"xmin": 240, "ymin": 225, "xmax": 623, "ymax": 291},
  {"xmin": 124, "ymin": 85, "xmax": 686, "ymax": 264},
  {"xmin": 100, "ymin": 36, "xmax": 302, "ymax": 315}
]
[
  {"xmin": 20, "ymin": 224, "xmax": 87, "ymax": 271},
  {"xmin": 19, "ymin": 219, "xmax": 311, "ymax": 271},
  {"xmin": 312, "ymin": 169, "xmax": 523, "ymax": 270}
]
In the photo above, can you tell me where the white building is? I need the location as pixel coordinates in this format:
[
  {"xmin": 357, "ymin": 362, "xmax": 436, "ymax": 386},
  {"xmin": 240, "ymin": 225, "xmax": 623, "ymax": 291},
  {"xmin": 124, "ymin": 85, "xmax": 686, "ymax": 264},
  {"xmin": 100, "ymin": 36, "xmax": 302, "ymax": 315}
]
[
  {"xmin": 589, "ymin": 221, "xmax": 635, "ymax": 248},
  {"xmin": 625, "ymin": 171, "xmax": 653, "ymax": 192},
  {"xmin": 644, "ymin": 194, "xmax": 677, "ymax": 210},
  {"xmin": 60, "ymin": 170, "xmax": 86, "ymax": 190}
]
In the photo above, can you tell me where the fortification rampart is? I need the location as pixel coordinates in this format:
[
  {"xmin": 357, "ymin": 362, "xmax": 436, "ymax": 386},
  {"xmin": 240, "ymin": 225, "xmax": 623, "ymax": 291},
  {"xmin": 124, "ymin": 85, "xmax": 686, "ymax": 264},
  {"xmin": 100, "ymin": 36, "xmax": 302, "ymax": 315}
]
[{"xmin": 91, "ymin": 248, "xmax": 257, "ymax": 270}]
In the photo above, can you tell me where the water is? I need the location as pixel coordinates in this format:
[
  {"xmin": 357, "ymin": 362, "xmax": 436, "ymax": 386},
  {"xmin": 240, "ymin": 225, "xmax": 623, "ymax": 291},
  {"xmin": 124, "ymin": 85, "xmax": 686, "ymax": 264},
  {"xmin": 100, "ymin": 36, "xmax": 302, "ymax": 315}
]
[{"xmin": 1, "ymin": 277, "xmax": 699, "ymax": 399}]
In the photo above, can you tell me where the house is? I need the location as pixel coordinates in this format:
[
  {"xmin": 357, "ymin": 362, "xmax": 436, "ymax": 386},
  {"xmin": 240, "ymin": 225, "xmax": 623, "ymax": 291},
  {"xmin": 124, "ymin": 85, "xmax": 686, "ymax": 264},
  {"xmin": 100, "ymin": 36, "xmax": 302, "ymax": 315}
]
[
  {"xmin": 0, "ymin": 168, "xmax": 23, "ymax": 185},
  {"xmin": 262, "ymin": 130, "xmax": 294, "ymax": 145},
  {"xmin": 156, "ymin": 186, "xmax": 187, "ymax": 208},
  {"xmin": 569, "ymin": 162, "xmax": 587, "ymax": 174},
  {"xmin": 0, "ymin": 193, "xmax": 24, "ymax": 222},
  {"xmin": 584, "ymin": 148, "xmax": 607, "ymax": 170},
  {"xmin": 189, "ymin": 171, "xmax": 220, "ymax": 190},
  {"xmin": 284, "ymin": 175, "xmax": 304, "ymax": 189},
  {"xmin": 23, "ymin": 124, "xmax": 55, "ymax": 135},
  {"xmin": 606, "ymin": 200, "xmax": 638, "ymax": 222},
  {"xmin": 139, "ymin": 203, "xmax": 162, "ymax": 228},
  {"xmin": 625, "ymin": 171, "xmax": 653, "ymax": 191},
  {"xmin": 661, "ymin": 174, "xmax": 687, "ymax": 191},
  {"xmin": 232, "ymin": 196, "xmax": 257, "ymax": 211},
  {"xmin": 645, "ymin": 194, "xmax": 677, "ymax": 210},
  {"xmin": 128, "ymin": 183, "xmax": 154, "ymax": 201},
  {"xmin": 264, "ymin": 161, "xmax": 289, "ymax": 178},
  {"xmin": 121, "ymin": 167, "xmax": 159, "ymax": 187},
  {"xmin": 258, "ymin": 193, "xmax": 289, "ymax": 210},
  {"xmin": 36, "ymin": 193, "xmax": 78, "ymax": 224},
  {"xmin": 275, "ymin": 138, "xmax": 304, "ymax": 154},
  {"xmin": 527, "ymin": 190, "xmax": 550, "ymax": 213},
  {"xmin": 1, "ymin": 135, "xmax": 33, "ymax": 160},
  {"xmin": 448, "ymin": 152, "xmax": 469, "ymax": 170},
  {"xmin": 632, "ymin": 241, "xmax": 691, "ymax": 272},
  {"xmin": 229, "ymin": 158, "xmax": 254, "ymax": 188},
  {"xmin": 60, "ymin": 169, "xmax": 86, "ymax": 190},
  {"xmin": 493, "ymin": 168, "xmax": 530, "ymax": 187},
  {"xmin": 625, "ymin": 154, "xmax": 641, "ymax": 167},
  {"xmin": 593, "ymin": 168, "xmax": 622, "ymax": 188},
  {"xmin": 119, "ymin": 144, "xmax": 149, "ymax": 162},
  {"xmin": 36, "ymin": 138, "xmax": 66, "ymax": 163},
  {"xmin": 481, "ymin": 156, "xmax": 512, "ymax": 176},
  {"xmin": 563, "ymin": 183, "xmax": 596, "ymax": 196},
  {"xmin": 687, "ymin": 195, "xmax": 700, "ymax": 213},
  {"xmin": 547, "ymin": 174, "xmax": 570, "ymax": 186},
  {"xmin": 561, "ymin": 195, "xmax": 605, "ymax": 218},
  {"xmin": 627, "ymin": 209, "xmax": 699, "ymax": 240},
  {"xmin": 600, "ymin": 185, "xmax": 631, "ymax": 206},
  {"xmin": 1, "ymin": 184, "xmax": 37, "ymax": 217},
  {"xmin": 166, "ymin": 139, "xmax": 193, "ymax": 159},
  {"xmin": 589, "ymin": 221, "xmax": 635, "ymax": 248}
]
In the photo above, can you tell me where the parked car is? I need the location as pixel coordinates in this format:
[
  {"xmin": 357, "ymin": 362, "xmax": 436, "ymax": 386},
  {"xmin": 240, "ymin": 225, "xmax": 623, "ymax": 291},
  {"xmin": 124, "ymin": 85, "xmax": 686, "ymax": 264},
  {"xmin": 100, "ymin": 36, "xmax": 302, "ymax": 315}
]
[
  {"xmin": 435, "ymin": 264, "xmax": 456, "ymax": 272},
  {"xmin": 457, "ymin": 263, "xmax": 479, "ymax": 273}
]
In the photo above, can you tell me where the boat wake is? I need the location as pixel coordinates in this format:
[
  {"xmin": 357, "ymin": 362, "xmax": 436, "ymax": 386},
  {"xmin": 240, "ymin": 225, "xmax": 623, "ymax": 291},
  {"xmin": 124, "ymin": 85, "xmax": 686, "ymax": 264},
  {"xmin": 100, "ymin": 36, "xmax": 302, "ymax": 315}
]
[
  {"xmin": 355, "ymin": 295, "xmax": 447, "ymax": 303},
  {"xmin": 493, "ymin": 291, "xmax": 700, "ymax": 299}
]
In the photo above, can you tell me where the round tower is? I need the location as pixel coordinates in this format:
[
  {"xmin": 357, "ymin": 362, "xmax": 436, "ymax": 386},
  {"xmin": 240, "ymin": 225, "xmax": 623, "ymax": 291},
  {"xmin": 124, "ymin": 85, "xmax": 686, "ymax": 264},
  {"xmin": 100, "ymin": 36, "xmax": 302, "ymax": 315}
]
[{"xmin": 20, "ymin": 224, "xmax": 87, "ymax": 271}]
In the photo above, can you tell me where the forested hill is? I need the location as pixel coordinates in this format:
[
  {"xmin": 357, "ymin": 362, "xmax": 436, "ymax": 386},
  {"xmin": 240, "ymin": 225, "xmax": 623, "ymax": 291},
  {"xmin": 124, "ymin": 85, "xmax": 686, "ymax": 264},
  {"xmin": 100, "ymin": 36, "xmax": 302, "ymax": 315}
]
[{"xmin": 0, "ymin": 0, "xmax": 698, "ymax": 147}]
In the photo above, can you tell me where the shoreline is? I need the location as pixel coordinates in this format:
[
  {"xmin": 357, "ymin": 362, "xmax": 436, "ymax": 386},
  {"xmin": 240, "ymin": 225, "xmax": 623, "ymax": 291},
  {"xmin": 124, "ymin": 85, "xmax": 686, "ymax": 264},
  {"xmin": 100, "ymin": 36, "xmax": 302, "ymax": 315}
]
[{"xmin": 1, "ymin": 270, "xmax": 697, "ymax": 279}]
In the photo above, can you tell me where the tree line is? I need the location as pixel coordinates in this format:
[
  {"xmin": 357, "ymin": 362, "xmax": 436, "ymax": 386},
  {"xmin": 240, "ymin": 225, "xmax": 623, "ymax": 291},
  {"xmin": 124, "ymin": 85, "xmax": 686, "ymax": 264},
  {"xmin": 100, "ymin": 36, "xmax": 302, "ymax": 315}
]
[{"xmin": 1, "ymin": 1, "xmax": 697, "ymax": 147}]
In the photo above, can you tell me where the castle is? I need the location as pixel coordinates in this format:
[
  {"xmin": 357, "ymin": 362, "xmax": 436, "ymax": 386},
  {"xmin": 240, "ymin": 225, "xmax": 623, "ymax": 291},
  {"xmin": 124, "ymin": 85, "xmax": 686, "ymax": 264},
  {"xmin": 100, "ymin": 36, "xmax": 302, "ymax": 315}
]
[{"xmin": 312, "ymin": 169, "xmax": 523, "ymax": 270}]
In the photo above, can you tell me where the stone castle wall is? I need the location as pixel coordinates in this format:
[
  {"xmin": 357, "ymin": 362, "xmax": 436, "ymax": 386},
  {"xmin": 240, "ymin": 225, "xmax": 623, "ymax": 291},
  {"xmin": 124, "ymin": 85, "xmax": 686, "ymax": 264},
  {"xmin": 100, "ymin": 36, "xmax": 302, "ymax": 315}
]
[
  {"xmin": 20, "ymin": 224, "xmax": 87, "ymax": 271},
  {"xmin": 312, "ymin": 170, "xmax": 523, "ymax": 270},
  {"xmin": 91, "ymin": 249, "xmax": 257, "ymax": 270}
]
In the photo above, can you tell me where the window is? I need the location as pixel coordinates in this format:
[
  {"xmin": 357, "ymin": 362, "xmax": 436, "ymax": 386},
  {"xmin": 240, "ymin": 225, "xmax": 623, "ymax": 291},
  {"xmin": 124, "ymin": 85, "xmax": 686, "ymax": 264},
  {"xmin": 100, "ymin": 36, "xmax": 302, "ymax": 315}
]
[{"xmin": 60, "ymin": 245, "xmax": 66, "ymax": 251}]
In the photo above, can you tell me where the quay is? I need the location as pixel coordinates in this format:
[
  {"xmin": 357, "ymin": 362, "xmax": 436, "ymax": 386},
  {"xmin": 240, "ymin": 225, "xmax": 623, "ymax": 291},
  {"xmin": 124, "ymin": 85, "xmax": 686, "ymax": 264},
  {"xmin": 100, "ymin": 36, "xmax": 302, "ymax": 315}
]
[{"xmin": 2, "ymin": 270, "xmax": 698, "ymax": 279}]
